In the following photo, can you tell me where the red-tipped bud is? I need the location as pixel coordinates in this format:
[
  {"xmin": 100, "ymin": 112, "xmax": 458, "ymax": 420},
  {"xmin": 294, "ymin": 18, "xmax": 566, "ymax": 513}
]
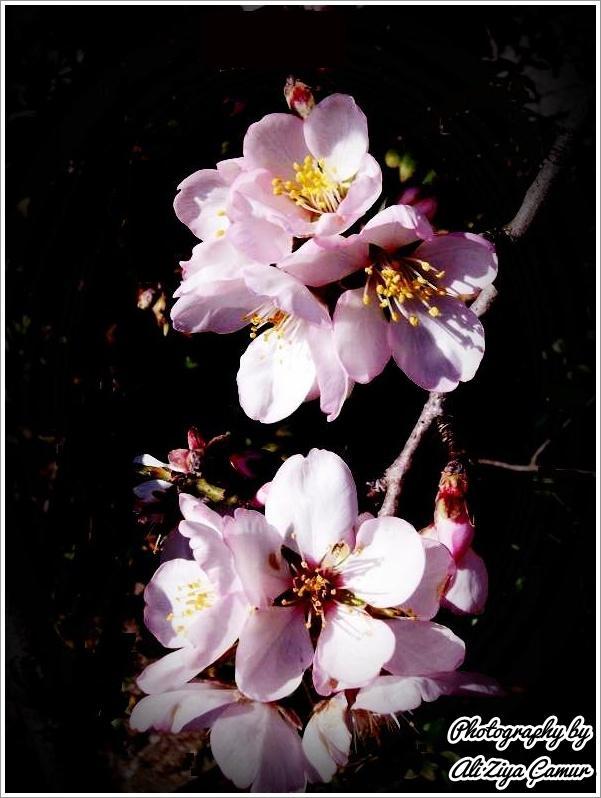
[
  {"xmin": 433, "ymin": 461, "xmax": 474, "ymax": 560},
  {"xmin": 187, "ymin": 425, "xmax": 206, "ymax": 452},
  {"xmin": 284, "ymin": 77, "xmax": 315, "ymax": 119}
]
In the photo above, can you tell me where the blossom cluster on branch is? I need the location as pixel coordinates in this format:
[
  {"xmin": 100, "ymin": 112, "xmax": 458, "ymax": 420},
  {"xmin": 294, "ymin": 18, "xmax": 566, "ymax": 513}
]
[
  {"xmin": 170, "ymin": 88, "xmax": 498, "ymax": 423},
  {"xmin": 130, "ymin": 82, "xmax": 501, "ymax": 792}
]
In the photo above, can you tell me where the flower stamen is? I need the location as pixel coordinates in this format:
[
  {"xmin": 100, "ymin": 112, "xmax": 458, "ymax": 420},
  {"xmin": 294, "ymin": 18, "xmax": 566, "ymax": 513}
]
[{"xmin": 272, "ymin": 155, "xmax": 351, "ymax": 217}]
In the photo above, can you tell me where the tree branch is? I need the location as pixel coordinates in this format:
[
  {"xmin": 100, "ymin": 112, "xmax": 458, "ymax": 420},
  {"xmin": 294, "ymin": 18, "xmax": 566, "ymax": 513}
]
[{"xmin": 377, "ymin": 104, "xmax": 588, "ymax": 517}]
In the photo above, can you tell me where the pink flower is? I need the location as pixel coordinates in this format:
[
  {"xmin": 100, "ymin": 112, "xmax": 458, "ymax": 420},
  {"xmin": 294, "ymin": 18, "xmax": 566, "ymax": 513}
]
[
  {"xmin": 130, "ymin": 681, "xmax": 308, "ymax": 792},
  {"xmin": 171, "ymin": 244, "xmax": 351, "ymax": 422},
  {"xmin": 173, "ymin": 157, "xmax": 244, "ymax": 241},
  {"xmin": 422, "ymin": 463, "xmax": 489, "ymax": 615},
  {"xmin": 226, "ymin": 94, "xmax": 382, "ymax": 261},
  {"xmin": 223, "ymin": 449, "xmax": 434, "ymax": 700},
  {"xmin": 280, "ymin": 205, "xmax": 498, "ymax": 392},
  {"xmin": 136, "ymin": 494, "xmax": 250, "ymax": 694}
]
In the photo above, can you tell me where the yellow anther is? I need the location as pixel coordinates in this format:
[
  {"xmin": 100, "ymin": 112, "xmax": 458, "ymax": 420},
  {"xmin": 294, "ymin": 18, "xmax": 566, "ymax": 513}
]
[
  {"xmin": 216, "ymin": 209, "xmax": 226, "ymax": 217},
  {"xmin": 215, "ymin": 228, "xmax": 225, "ymax": 237},
  {"xmin": 409, "ymin": 315, "xmax": 420, "ymax": 327},
  {"xmin": 428, "ymin": 306, "xmax": 441, "ymax": 317}
]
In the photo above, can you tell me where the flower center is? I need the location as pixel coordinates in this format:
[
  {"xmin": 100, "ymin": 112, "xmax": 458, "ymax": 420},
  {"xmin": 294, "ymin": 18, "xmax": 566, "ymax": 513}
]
[
  {"xmin": 363, "ymin": 255, "xmax": 449, "ymax": 326},
  {"xmin": 243, "ymin": 303, "xmax": 291, "ymax": 339},
  {"xmin": 272, "ymin": 155, "xmax": 351, "ymax": 216},
  {"xmin": 166, "ymin": 579, "xmax": 214, "ymax": 636},
  {"xmin": 286, "ymin": 561, "xmax": 337, "ymax": 627}
]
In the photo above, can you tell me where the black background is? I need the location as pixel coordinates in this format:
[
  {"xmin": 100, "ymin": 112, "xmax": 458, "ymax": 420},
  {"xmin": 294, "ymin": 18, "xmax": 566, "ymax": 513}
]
[{"xmin": 5, "ymin": 4, "xmax": 596, "ymax": 793}]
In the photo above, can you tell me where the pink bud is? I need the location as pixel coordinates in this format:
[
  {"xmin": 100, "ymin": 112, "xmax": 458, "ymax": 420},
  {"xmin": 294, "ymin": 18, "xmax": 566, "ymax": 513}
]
[
  {"xmin": 284, "ymin": 77, "xmax": 315, "ymax": 119},
  {"xmin": 433, "ymin": 463, "xmax": 474, "ymax": 560},
  {"xmin": 187, "ymin": 426, "xmax": 206, "ymax": 452}
]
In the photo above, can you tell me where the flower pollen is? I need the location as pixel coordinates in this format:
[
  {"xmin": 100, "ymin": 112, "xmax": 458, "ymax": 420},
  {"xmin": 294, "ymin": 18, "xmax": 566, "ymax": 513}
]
[
  {"xmin": 166, "ymin": 579, "xmax": 214, "ymax": 636},
  {"xmin": 364, "ymin": 255, "xmax": 448, "ymax": 326},
  {"xmin": 272, "ymin": 155, "xmax": 351, "ymax": 216}
]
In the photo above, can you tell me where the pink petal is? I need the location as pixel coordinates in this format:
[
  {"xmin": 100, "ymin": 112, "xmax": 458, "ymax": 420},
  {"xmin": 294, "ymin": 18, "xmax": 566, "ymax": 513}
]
[
  {"xmin": 178, "ymin": 521, "xmax": 240, "ymax": 596},
  {"xmin": 235, "ymin": 606, "xmax": 313, "ymax": 702},
  {"xmin": 279, "ymin": 235, "xmax": 368, "ymax": 287},
  {"xmin": 333, "ymin": 288, "xmax": 390, "ymax": 383},
  {"xmin": 242, "ymin": 265, "xmax": 331, "ymax": 327},
  {"xmin": 443, "ymin": 547, "xmax": 488, "ymax": 615},
  {"xmin": 304, "ymin": 94, "xmax": 368, "ymax": 181},
  {"xmin": 137, "ymin": 593, "xmax": 249, "ymax": 693},
  {"xmin": 171, "ymin": 684, "xmax": 240, "ymax": 733},
  {"xmin": 228, "ymin": 217, "xmax": 293, "ymax": 263},
  {"xmin": 216, "ymin": 157, "xmax": 245, "ymax": 184},
  {"xmin": 177, "ymin": 238, "xmax": 252, "ymax": 284},
  {"xmin": 265, "ymin": 448, "xmax": 357, "ymax": 566},
  {"xmin": 414, "ymin": 232, "xmax": 498, "ymax": 298},
  {"xmin": 339, "ymin": 516, "xmax": 426, "ymax": 607},
  {"xmin": 130, "ymin": 683, "xmax": 237, "ymax": 733},
  {"xmin": 384, "ymin": 619, "xmax": 465, "ymax": 676},
  {"xmin": 328, "ymin": 153, "xmax": 382, "ymax": 228},
  {"xmin": 173, "ymin": 169, "xmax": 229, "ymax": 239},
  {"xmin": 360, "ymin": 204, "xmax": 433, "ymax": 251},
  {"xmin": 243, "ymin": 113, "xmax": 308, "ymax": 181},
  {"xmin": 236, "ymin": 324, "xmax": 317, "ymax": 424},
  {"xmin": 305, "ymin": 325, "xmax": 353, "ymax": 422},
  {"xmin": 353, "ymin": 674, "xmax": 428, "ymax": 713},
  {"xmin": 143, "ymin": 559, "xmax": 214, "ymax": 648},
  {"xmin": 354, "ymin": 671, "xmax": 502, "ymax": 714},
  {"xmin": 302, "ymin": 693, "xmax": 351, "ymax": 783},
  {"xmin": 387, "ymin": 295, "xmax": 485, "ymax": 392},
  {"xmin": 136, "ymin": 648, "xmax": 199, "ymax": 694},
  {"xmin": 179, "ymin": 493, "xmax": 224, "ymax": 532},
  {"xmin": 210, "ymin": 702, "xmax": 307, "ymax": 792},
  {"xmin": 223, "ymin": 509, "xmax": 289, "ymax": 608},
  {"xmin": 227, "ymin": 168, "xmax": 309, "ymax": 233},
  {"xmin": 315, "ymin": 604, "xmax": 395, "ymax": 691},
  {"xmin": 171, "ymin": 280, "xmax": 257, "ymax": 334},
  {"xmin": 398, "ymin": 538, "xmax": 454, "ymax": 620}
]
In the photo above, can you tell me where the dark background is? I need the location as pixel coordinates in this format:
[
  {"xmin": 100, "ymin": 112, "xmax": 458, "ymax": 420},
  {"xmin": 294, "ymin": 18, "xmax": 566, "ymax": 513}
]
[{"xmin": 5, "ymin": 4, "xmax": 596, "ymax": 793}]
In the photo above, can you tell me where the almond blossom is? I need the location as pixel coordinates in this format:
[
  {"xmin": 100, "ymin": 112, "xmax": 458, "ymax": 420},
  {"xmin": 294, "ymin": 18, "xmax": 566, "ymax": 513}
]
[
  {"xmin": 280, "ymin": 204, "xmax": 498, "ymax": 392},
  {"xmin": 130, "ymin": 681, "xmax": 308, "ymax": 792},
  {"xmin": 422, "ymin": 462, "xmax": 489, "ymax": 615},
  {"xmin": 136, "ymin": 494, "xmax": 249, "ymax": 694},
  {"xmin": 225, "ymin": 451, "xmax": 465, "ymax": 702},
  {"xmin": 226, "ymin": 94, "xmax": 382, "ymax": 262},
  {"xmin": 174, "ymin": 157, "xmax": 244, "ymax": 242},
  {"xmin": 170, "ymin": 240, "xmax": 350, "ymax": 422}
]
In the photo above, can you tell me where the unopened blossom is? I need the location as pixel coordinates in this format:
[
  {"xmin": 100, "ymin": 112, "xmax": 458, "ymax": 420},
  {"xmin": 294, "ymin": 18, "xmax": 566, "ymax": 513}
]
[
  {"xmin": 130, "ymin": 681, "xmax": 308, "ymax": 792},
  {"xmin": 225, "ymin": 94, "xmax": 382, "ymax": 263},
  {"xmin": 137, "ymin": 493, "xmax": 249, "ymax": 694},
  {"xmin": 422, "ymin": 461, "xmax": 489, "ymax": 614},
  {"xmin": 173, "ymin": 157, "xmax": 244, "ymax": 241},
  {"xmin": 284, "ymin": 76, "xmax": 315, "ymax": 118},
  {"xmin": 280, "ymin": 204, "xmax": 498, "ymax": 392},
  {"xmin": 224, "ymin": 448, "xmax": 439, "ymax": 701},
  {"xmin": 171, "ymin": 241, "xmax": 351, "ymax": 422}
]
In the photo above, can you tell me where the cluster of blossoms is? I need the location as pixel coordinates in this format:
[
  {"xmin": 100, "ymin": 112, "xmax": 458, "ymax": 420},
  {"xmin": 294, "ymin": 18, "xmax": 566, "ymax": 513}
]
[
  {"xmin": 170, "ymin": 88, "xmax": 497, "ymax": 423},
  {"xmin": 130, "ymin": 85, "xmax": 499, "ymax": 791},
  {"xmin": 131, "ymin": 449, "xmax": 495, "ymax": 791}
]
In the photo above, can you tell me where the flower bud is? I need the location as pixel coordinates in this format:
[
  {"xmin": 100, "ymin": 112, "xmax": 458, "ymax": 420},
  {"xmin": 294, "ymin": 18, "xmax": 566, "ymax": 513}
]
[
  {"xmin": 433, "ymin": 461, "xmax": 474, "ymax": 560},
  {"xmin": 284, "ymin": 77, "xmax": 315, "ymax": 119}
]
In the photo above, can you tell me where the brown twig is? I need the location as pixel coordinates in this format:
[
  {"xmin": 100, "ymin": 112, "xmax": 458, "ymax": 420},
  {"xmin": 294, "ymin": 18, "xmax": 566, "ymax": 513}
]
[{"xmin": 377, "ymin": 103, "xmax": 588, "ymax": 517}]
